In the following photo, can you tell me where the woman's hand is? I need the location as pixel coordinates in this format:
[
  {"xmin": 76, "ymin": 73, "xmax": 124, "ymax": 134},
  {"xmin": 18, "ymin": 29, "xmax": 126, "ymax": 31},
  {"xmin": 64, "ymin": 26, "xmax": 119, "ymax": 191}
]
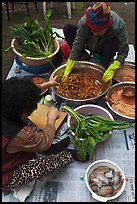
[
  {"xmin": 47, "ymin": 107, "xmax": 60, "ymax": 125},
  {"xmin": 48, "ymin": 75, "xmax": 59, "ymax": 86},
  {"xmin": 39, "ymin": 76, "xmax": 59, "ymax": 93},
  {"xmin": 102, "ymin": 60, "xmax": 121, "ymax": 82}
]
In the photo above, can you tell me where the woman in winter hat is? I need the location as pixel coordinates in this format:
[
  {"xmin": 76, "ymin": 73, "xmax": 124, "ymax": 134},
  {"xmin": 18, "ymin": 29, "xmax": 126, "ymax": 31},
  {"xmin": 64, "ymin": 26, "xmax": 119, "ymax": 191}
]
[{"xmin": 62, "ymin": 2, "xmax": 129, "ymax": 82}]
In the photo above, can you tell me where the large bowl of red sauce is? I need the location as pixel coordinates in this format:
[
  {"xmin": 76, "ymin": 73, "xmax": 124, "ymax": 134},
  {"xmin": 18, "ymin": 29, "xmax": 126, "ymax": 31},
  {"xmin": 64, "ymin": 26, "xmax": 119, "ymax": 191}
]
[{"xmin": 50, "ymin": 61, "xmax": 112, "ymax": 108}]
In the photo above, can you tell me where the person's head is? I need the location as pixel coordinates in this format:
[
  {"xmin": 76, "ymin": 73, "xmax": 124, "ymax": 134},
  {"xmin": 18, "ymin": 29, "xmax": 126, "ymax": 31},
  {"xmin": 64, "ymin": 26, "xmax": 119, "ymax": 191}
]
[
  {"xmin": 2, "ymin": 77, "xmax": 41, "ymax": 120},
  {"xmin": 86, "ymin": 2, "xmax": 112, "ymax": 36}
]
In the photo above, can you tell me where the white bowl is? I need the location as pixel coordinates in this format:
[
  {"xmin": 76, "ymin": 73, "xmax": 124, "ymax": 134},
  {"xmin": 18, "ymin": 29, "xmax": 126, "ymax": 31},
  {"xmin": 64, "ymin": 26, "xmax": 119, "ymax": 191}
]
[
  {"xmin": 11, "ymin": 38, "xmax": 60, "ymax": 67},
  {"xmin": 67, "ymin": 104, "xmax": 114, "ymax": 136},
  {"xmin": 85, "ymin": 159, "xmax": 126, "ymax": 202}
]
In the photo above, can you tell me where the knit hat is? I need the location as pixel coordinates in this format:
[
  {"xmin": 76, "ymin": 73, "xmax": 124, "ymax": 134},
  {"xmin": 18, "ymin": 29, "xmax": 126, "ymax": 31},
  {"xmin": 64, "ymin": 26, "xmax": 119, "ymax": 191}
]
[{"xmin": 86, "ymin": 2, "xmax": 112, "ymax": 31}]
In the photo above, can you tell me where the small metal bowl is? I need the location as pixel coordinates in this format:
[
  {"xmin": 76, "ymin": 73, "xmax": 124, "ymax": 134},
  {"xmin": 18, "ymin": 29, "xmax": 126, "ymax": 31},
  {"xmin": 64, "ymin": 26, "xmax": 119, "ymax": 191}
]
[
  {"xmin": 23, "ymin": 75, "xmax": 49, "ymax": 95},
  {"xmin": 113, "ymin": 61, "xmax": 135, "ymax": 83},
  {"xmin": 122, "ymin": 86, "xmax": 135, "ymax": 98},
  {"xmin": 105, "ymin": 82, "xmax": 135, "ymax": 122}
]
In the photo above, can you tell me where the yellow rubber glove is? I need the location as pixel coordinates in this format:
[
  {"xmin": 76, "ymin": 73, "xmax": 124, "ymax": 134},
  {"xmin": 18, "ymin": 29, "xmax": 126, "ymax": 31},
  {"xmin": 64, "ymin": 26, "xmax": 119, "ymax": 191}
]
[
  {"xmin": 102, "ymin": 60, "xmax": 121, "ymax": 82},
  {"xmin": 62, "ymin": 58, "xmax": 76, "ymax": 82}
]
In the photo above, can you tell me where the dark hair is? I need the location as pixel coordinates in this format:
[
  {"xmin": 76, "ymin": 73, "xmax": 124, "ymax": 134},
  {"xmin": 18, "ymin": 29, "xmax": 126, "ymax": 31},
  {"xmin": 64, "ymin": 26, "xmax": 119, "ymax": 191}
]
[{"xmin": 2, "ymin": 77, "xmax": 41, "ymax": 120}]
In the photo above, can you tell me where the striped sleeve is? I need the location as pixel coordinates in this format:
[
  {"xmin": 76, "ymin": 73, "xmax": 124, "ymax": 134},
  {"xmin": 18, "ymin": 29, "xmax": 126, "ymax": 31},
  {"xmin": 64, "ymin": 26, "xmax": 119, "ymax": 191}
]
[{"xmin": 6, "ymin": 124, "xmax": 56, "ymax": 153}]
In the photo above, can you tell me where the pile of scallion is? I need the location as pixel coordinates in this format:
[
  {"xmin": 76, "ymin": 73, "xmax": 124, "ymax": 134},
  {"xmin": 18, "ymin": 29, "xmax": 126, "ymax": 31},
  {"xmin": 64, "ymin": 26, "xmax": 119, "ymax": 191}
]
[
  {"xmin": 62, "ymin": 106, "xmax": 135, "ymax": 161},
  {"xmin": 5, "ymin": 9, "xmax": 63, "ymax": 58}
]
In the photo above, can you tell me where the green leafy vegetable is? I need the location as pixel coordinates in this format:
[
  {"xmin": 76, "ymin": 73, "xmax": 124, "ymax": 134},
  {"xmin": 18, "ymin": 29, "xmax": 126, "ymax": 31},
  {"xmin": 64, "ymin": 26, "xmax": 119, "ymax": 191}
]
[
  {"xmin": 5, "ymin": 8, "xmax": 64, "ymax": 62},
  {"xmin": 62, "ymin": 105, "xmax": 135, "ymax": 161}
]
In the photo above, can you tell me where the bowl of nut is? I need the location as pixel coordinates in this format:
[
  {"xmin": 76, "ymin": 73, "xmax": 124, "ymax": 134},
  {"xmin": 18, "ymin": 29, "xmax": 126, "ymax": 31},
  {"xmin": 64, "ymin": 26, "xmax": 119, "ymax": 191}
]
[{"xmin": 85, "ymin": 159, "xmax": 126, "ymax": 202}]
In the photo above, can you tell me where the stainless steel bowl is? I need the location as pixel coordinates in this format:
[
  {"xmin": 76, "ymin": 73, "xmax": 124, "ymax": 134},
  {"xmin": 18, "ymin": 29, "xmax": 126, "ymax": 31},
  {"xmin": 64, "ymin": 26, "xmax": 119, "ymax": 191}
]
[
  {"xmin": 50, "ymin": 61, "xmax": 112, "ymax": 108},
  {"xmin": 105, "ymin": 82, "xmax": 135, "ymax": 122},
  {"xmin": 113, "ymin": 61, "xmax": 135, "ymax": 83}
]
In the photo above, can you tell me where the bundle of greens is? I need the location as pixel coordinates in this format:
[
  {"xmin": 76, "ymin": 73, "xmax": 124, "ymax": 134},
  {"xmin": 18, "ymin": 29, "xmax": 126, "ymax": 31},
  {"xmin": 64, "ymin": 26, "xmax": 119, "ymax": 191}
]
[
  {"xmin": 5, "ymin": 9, "xmax": 63, "ymax": 58},
  {"xmin": 62, "ymin": 105, "xmax": 135, "ymax": 161}
]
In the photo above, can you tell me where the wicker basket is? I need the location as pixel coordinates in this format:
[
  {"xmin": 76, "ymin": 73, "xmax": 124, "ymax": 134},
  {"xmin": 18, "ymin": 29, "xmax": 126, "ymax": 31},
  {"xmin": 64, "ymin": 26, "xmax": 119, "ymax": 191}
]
[{"xmin": 11, "ymin": 38, "xmax": 60, "ymax": 67}]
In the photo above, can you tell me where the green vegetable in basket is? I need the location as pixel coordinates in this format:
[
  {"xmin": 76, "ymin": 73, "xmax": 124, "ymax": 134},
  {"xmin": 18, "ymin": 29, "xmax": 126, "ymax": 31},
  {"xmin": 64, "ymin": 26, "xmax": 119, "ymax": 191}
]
[
  {"xmin": 62, "ymin": 105, "xmax": 135, "ymax": 161},
  {"xmin": 5, "ymin": 8, "xmax": 64, "ymax": 59}
]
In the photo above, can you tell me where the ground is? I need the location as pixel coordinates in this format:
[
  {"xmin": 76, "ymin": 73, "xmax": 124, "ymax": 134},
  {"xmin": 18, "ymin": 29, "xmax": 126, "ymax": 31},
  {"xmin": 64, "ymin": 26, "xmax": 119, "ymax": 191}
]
[{"xmin": 2, "ymin": 2, "xmax": 135, "ymax": 81}]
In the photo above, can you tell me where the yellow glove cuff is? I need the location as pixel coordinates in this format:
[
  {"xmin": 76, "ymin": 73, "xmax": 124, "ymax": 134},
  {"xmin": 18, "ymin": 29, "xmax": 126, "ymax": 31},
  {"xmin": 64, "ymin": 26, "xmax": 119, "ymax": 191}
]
[
  {"xmin": 66, "ymin": 58, "xmax": 76, "ymax": 67},
  {"xmin": 107, "ymin": 60, "xmax": 121, "ymax": 71},
  {"xmin": 62, "ymin": 59, "xmax": 76, "ymax": 82},
  {"xmin": 102, "ymin": 60, "xmax": 121, "ymax": 82},
  {"xmin": 113, "ymin": 60, "xmax": 121, "ymax": 67}
]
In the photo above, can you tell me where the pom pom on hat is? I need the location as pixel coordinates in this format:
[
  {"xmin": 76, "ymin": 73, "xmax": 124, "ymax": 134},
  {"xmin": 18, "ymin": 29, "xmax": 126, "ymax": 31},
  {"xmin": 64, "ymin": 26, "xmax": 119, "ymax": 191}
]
[{"xmin": 86, "ymin": 2, "xmax": 112, "ymax": 31}]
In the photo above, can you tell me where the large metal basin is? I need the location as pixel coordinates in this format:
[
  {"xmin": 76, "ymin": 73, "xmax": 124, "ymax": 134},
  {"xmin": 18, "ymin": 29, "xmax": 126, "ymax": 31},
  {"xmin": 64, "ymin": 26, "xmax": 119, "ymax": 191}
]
[{"xmin": 50, "ymin": 61, "xmax": 112, "ymax": 108}]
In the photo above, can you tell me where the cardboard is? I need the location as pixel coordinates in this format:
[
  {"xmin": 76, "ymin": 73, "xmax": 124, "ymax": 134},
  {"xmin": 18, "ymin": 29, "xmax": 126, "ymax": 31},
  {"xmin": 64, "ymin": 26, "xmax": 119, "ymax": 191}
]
[{"xmin": 28, "ymin": 103, "xmax": 67, "ymax": 131}]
